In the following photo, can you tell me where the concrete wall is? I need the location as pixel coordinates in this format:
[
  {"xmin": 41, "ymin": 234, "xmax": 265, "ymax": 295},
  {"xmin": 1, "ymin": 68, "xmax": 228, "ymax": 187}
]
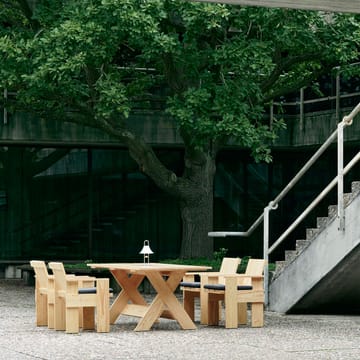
[
  {"xmin": 275, "ymin": 108, "xmax": 360, "ymax": 148},
  {"xmin": 0, "ymin": 108, "xmax": 359, "ymax": 149},
  {"xmin": 0, "ymin": 112, "xmax": 182, "ymax": 147}
]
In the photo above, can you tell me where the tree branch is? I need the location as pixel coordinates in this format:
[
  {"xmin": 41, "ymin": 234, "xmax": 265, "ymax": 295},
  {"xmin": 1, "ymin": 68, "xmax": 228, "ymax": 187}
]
[
  {"xmin": 261, "ymin": 51, "xmax": 322, "ymax": 94},
  {"xmin": 16, "ymin": 0, "xmax": 40, "ymax": 29}
]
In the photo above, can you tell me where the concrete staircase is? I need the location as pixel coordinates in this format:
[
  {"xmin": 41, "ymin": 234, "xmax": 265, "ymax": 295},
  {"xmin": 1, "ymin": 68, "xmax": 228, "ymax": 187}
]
[{"xmin": 269, "ymin": 181, "xmax": 360, "ymax": 314}]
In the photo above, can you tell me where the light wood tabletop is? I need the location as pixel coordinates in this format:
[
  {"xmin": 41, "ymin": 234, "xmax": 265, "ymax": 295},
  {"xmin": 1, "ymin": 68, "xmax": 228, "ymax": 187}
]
[{"xmin": 88, "ymin": 263, "xmax": 211, "ymax": 331}]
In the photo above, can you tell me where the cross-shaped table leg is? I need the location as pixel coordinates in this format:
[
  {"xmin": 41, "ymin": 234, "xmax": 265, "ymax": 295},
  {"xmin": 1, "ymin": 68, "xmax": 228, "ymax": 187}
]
[
  {"xmin": 135, "ymin": 271, "xmax": 197, "ymax": 331},
  {"xmin": 109, "ymin": 269, "xmax": 146, "ymax": 324}
]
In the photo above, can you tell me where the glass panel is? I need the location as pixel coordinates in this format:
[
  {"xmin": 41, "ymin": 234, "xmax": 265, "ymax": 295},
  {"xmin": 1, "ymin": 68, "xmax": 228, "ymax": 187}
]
[{"xmin": 0, "ymin": 146, "xmax": 182, "ymax": 262}]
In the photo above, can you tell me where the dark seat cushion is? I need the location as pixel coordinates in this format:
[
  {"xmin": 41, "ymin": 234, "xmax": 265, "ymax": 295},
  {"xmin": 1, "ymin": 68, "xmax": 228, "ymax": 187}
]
[
  {"xmin": 78, "ymin": 287, "xmax": 114, "ymax": 294},
  {"xmin": 179, "ymin": 282, "xmax": 201, "ymax": 288},
  {"xmin": 204, "ymin": 284, "xmax": 253, "ymax": 291}
]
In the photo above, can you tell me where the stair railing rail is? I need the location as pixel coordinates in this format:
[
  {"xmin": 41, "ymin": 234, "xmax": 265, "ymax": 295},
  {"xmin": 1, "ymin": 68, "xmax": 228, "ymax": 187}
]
[{"xmin": 209, "ymin": 102, "xmax": 360, "ymax": 305}]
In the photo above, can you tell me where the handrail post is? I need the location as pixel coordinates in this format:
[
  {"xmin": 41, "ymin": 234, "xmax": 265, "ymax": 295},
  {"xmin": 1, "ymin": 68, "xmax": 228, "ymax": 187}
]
[
  {"xmin": 3, "ymin": 88, "xmax": 7, "ymax": 125},
  {"xmin": 337, "ymin": 121, "xmax": 345, "ymax": 231},
  {"xmin": 263, "ymin": 201, "xmax": 277, "ymax": 306},
  {"xmin": 300, "ymin": 87, "xmax": 304, "ymax": 130},
  {"xmin": 263, "ymin": 206, "xmax": 270, "ymax": 306},
  {"xmin": 337, "ymin": 112, "xmax": 355, "ymax": 231},
  {"xmin": 336, "ymin": 73, "xmax": 340, "ymax": 122}
]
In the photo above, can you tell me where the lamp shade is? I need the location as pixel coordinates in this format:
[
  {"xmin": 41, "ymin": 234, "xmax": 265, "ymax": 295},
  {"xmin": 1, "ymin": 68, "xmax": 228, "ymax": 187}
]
[{"xmin": 139, "ymin": 240, "xmax": 154, "ymax": 255}]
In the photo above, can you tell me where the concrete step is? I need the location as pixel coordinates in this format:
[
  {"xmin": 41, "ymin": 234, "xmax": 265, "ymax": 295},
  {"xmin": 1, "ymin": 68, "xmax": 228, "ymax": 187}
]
[
  {"xmin": 296, "ymin": 239, "xmax": 309, "ymax": 252},
  {"xmin": 344, "ymin": 192, "xmax": 353, "ymax": 206},
  {"xmin": 316, "ymin": 217, "xmax": 329, "ymax": 229},
  {"xmin": 306, "ymin": 228, "xmax": 319, "ymax": 241},
  {"xmin": 328, "ymin": 204, "xmax": 337, "ymax": 218},
  {"xmin": 274, "ymin": 261, "xmax": 286, "ymax": 276},
  {"xmin": 351, "ymin": 181, "xmax": 360, "ymax": 194},
  {"xmin": 284, "ymin": 250, "xmax": 296, "ymax": 262}
]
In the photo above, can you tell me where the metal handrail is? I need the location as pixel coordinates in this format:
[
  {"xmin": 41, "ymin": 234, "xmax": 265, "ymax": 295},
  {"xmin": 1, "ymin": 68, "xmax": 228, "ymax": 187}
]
[
  {"xmin": 272, "ymin": 90, "xmax": 360, "ymax": 107},
  {"xmin": 208, "ymin": 119, "xmax": 348, "ymax": 239},
  {"xmin": 268, "ymin": 150, "xmax": 360, "ymax": 255},
  {"xmin": 209, "ymin": 102, "xmax": 360, "ymax": 305},
  {"xmin": 208, "ymin": 211, "xmax": 263, "ymax": 238}
]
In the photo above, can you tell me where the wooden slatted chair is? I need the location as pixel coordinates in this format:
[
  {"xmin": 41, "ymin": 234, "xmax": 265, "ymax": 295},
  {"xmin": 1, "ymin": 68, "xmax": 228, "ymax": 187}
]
[
  {"xmin": 30, "ymin": 260, "xmax": 99, "ymax": 329},
  {"xmin": 180, "ymin": 257, "xmax": 241, "ymax": 323},
  {"xmin": 202, "ymin": 259, "xmax": 266, "ymax": 328},
  {"xmin": 48, "ymin": 262, "xmax": 111, "ymax": 334},
  {"xmin": 30, "ymin": 260, "xmax": 55, "ymax": 328}
]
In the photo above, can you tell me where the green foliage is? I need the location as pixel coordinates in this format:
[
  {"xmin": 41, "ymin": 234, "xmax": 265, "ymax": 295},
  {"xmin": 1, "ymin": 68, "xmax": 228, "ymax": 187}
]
[
  {"xmin": 161, "ymin": 256, "xmax": 223, "ymax": 271},
  {"xmin": 2, "ymin": 1, "xmax": 360, "ymax": 161},
  {"xmin": 166, "ymin": 248, "xmax": 234, "ymax": 272},
  {"xmin": 0, "ymin": 1, "xmax": 30, "ymax": 31},
  {"xmin": 63, "ymin": 259, "xmax": 92, "ymax": 269},
  {"xmin": 162, "ymin": 254, "xmax": 274, "ymax": 274},
  {"xmin": 162, "ymin": 247, "xmax": 229, "ymax": 271},
  {"xmin": 94, "ymin": 71, "xmax": 130, "ymax": 120},
  {"xmin": 213, "ymin": 247, "xmax": 228, "ymax": 261}
]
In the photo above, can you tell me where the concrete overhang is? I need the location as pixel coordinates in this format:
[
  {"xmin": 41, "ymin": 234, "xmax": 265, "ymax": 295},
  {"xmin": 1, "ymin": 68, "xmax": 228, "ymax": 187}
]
[
  {"xmin": 189, "ymin": 0, "xmax": 360, "ymax": 14},
  {"xmin": 0, "ymin": 108, "xmax": 359, "ymax": 149}
]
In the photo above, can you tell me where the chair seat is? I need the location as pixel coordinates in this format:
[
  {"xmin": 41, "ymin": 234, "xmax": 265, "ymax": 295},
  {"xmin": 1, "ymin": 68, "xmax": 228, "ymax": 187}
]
[
  {"xmin": 78, "ymin": 287, "xmax": 114, "ymax": 294},
  {"xmin": 179, "ymin": 282, "xmax": 201, "ymax": 288},
  {"xmin": 204, "ymin": 284, "xmax": 253, "ymax": 291}
]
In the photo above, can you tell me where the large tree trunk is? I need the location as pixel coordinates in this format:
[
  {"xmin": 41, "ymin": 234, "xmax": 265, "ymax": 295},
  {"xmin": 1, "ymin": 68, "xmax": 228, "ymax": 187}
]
[
  {"xmin": 179, "ymin": 187, "xmax": 214, "ymax": 258},
  {"xmin": 178, "ymin": 152, "xmax": 216, "ymax": 259}
]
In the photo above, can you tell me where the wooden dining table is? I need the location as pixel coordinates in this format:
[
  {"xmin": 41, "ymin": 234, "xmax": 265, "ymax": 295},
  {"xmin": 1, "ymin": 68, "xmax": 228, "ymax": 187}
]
[{"xmin": 88, "ymin": 263, "xmax": 211, "ymax": 331}]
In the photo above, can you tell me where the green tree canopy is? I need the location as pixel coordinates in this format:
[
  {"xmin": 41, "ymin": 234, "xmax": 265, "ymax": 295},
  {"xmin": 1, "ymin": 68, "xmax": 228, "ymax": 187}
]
[{"xmin": 1, "ymin": 0, "xmax": 360, "ymax": 257}]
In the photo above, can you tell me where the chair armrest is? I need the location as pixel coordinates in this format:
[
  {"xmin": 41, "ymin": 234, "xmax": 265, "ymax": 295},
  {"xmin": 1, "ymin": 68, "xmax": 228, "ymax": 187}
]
[
  {"xmin": 184, "ymin": 271, "xmax": 213, "ymax": 276},
  {"xmin": 65, "ymin": 275, "xmax": 96, "ymax": 287},
  {"xmin": 199, "ymin": 272, "xmax": 233, "ymax": 280},
  {"xmin": 222, "ymin": 274, "xmax": 264, "ymax": 289},
  {"xmin": 222, "ymin": 273, "xmax": 263, "ymax": 280},
  {"xmin": 183, "ymin": 270, "xmax": 212, "ymax": 282},
  {"xmin": 66, "ymin": 277, "xmax": 80, "ymax": 284},
  {"xmin": 74, "ymin": 275, "xmax": 96, "ymax": 281},
  {"xmin": 233, "ymin": 274, "xmax": 264, "ymax": 279},
  {"xmin": 182, "ymin": 274, "xmax": 196, "ymax": 282},
  {"xmin": 199, "ymin": 272, "xmax": 226, "ymax": 277},
  {"xmin": 199, "ymin": 272, "xmax": 224, "ymax": 285}
]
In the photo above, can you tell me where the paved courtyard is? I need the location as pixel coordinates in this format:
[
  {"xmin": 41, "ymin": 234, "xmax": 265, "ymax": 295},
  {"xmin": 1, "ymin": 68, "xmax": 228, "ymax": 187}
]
[{"xmin": 0, "ymin": 279, "xmax": 359, "ymax": 360}]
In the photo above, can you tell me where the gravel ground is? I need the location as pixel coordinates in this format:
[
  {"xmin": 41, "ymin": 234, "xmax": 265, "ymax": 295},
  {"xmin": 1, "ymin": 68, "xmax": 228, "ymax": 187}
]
[{"xmin": 0, "ymin": 279, "xmax": 359, "ymax": 360}]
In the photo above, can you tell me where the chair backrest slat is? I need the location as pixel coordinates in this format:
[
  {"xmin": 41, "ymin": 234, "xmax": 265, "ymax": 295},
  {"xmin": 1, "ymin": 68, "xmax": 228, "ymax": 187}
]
[
  {"xmin": 219, "ymin": 257, "xmax": 241, "ymax": 284},
  {"xmin": 245, "ymin": 259, "xmax": 265, "ymax": 276},
  {"xmin": 30, "ymin": 260, "xmax": 49, "ymax": 289},
  {"xmin": 219, "ymin": 257, "xmax": 241, "ymax": 273},
  {"xmin": 48, "ymin": 262, "xmax": 68, "ymax": 291},
  {"xmin": 238, "ymin": 259, "xmax": 265, "ymax": 286}
]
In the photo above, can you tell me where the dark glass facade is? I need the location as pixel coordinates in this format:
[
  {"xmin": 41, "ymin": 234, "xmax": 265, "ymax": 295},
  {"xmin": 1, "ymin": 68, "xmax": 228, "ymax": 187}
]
[
  {"xmin": 0, "ymin": 147, "xmax": 182, "ymax": 262},
  {"xmin": 1, "ymin": 144, "xmax": 358, "ymax": 263}
]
